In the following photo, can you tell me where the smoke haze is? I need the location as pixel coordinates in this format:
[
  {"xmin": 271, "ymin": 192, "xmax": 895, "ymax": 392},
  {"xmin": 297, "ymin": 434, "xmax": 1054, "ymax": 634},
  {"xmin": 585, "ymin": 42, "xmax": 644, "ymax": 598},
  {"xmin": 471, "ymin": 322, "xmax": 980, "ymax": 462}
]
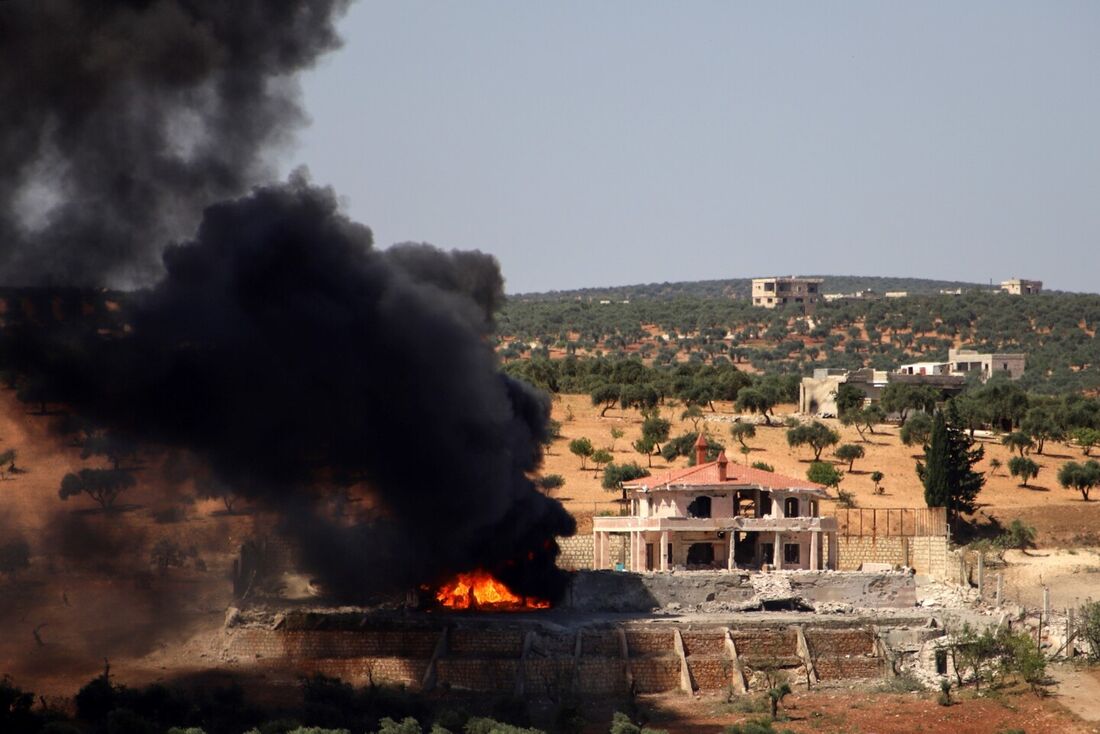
[
  {"xmin": 0, "ymin": 0, "xmax": 351, "ymax": 288},
  {"xmin": 0, "ymin": 0, "xmax": 575, "ymax": 604}
]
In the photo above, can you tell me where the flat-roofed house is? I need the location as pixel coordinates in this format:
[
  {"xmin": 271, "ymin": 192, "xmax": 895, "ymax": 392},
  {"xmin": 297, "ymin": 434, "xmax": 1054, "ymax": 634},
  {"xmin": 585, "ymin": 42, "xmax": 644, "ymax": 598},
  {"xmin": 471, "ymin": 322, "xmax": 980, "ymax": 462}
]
[
  {"xmin": 1000, "ymin": 279, "xmax": 1042, "ymax": 295},
  {"xmin": 751, "ymin": 276, "xmax": 823, "ymax": 309}
]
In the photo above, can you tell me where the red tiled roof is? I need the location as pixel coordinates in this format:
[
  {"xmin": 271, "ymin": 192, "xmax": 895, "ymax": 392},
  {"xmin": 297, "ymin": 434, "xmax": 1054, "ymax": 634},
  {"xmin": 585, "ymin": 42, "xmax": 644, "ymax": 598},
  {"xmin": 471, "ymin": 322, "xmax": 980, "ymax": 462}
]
[{"xmin": 626, "ymin": 459, "xmax": 823, "ymax": 492}]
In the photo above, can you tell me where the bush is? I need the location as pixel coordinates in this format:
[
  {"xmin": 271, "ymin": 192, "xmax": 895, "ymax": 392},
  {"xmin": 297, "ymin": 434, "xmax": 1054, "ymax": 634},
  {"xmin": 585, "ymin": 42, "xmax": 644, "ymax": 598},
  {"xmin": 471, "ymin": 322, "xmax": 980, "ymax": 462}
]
[
  {"xmin": 1008, "ymin": 456, "xmax": 1040, "ymax": 487},
  {"xmin": 537, "ymin": 474, "xmax": 565, "ymax": 491},
  {"xmin": 608, "ymin": 712, "xmax": 667, "ymax": 734},
  {"xmin": 751, "ymin": 461, "xmax": 774, "ymax": 473},
  {"xmin": 602, "ymin": 462, "xmax": 650, "ymax": 491},
  {"xmin": 377, "ymin": 718, "xmax": 423, "ymax": 734},
  {"xmin": 1079, "ymin": 600, "xmax": 1100, "ymax": 659},
  {"xmin": 806, "ymin": 461, "xmax": 843, "ymax": 489},
  {"xmin": 464, "ymin": 717, "xmax": 542, "ymax": 734},
  {"xmin": 937, "ymin": 679, "xmax": 952, "ymax": 706},
  {"xmin": 834, "ymin": 443, "xmax": 865, "ymax": 470},
  {"xmin": 723, "ymin": 721, "xmax": 795, "ymax": 734},
  {"xmin": 995, "ymin": 519, "xmax": 1036, "ymax": 550}
]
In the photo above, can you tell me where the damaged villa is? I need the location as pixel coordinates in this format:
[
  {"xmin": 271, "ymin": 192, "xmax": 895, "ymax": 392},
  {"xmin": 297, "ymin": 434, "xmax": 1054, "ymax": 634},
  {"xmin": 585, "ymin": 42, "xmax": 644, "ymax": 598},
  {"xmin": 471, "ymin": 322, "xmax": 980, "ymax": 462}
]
[{"xmin": 593, "ymin": 434, "xmax": 838, "ymax": 572}]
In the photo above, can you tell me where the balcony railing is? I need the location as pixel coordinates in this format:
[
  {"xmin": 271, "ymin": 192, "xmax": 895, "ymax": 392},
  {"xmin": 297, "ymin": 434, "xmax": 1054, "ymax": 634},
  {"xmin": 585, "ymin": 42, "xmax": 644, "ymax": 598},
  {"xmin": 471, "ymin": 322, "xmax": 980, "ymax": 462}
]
[{"xmin": 592, "ymin": 515, "xmax": 837, "ymax": 533}]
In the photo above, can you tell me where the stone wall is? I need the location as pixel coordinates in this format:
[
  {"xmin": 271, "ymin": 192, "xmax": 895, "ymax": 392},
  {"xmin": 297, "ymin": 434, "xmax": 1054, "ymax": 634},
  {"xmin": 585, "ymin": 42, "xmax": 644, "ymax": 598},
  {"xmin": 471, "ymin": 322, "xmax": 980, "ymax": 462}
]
[
  {"xmin": 835, "ymin": 536, "xmax": 908, "ymax": 570},
  {"xmin": 910, "ymin": 536, "xmax": 950, "ymax": 580},
  {"xmin": 557, "ymin": 534, "xmax": 628, "ymax": 570},
  {"xmin": 834, "ymin": 535, "xmax": 950, "ymax": 580}
]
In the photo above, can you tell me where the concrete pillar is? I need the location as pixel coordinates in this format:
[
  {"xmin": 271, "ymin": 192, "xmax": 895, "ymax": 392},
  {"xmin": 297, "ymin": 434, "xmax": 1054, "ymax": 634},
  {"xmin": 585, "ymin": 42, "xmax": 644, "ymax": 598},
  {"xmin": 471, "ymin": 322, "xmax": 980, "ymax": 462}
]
[
  {"xmin": 829, "ymin": 533, "xmax": 838, "ymax": 570},
  {"xmin": 995, "ymin": 573, "xmax": 1003, "ymax": 606},
  {"xmin": 593, "ymin": 531, "xmax": 602, "ymax": 570},
  {"xmin": 810, "ymin": 531, "xmax": 819, "ymax": 571},
  {"xmin": 1068, "ymin": 607, "xmax": 1076, "ymax": 654},
  {"xmin": 1043, "ymin": 586, "xmax": 1051, "ymax": 618},
  {"xmin": 673, "ymin": 629, "xmax": 694, "ymax": 696},
  {"xmin": 977, "ymin": 554, "xmax": 985, "ymax": 598},
  {"xmin": 773, "ymin": 532, "xmax": 782, "ymax": 570},
  {"xmin": 660, "ymin": 531, "xmax": 669, "ymax": 572},
  {"xmin": 727, "ymin": 531, "xmax": 736, "ymax": 571}
]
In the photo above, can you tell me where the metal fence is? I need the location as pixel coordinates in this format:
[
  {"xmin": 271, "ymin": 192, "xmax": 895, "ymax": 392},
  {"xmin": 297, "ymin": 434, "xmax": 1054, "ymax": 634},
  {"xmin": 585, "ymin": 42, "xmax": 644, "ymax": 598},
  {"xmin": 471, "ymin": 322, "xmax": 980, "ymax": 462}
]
[{"xmin": 831, "ymin": 507, "xmax": 948, "ymax": 537}]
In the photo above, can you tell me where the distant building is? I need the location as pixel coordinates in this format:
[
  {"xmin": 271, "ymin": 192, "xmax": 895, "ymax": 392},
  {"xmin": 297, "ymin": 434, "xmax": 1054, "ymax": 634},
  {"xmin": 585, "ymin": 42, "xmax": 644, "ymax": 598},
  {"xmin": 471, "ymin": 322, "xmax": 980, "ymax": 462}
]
[
  {"xmin": 822, "ymin": 289, "xmax": 882, "ymax": 303},
  {"xmin": 1000, "ymin": 278, "xmax": 1042, "ymax": 295},
  {"xmin": 799, "ymin": 367, "xmax": 966, "ymax": 416},
  {"xmin": 884, "ymin": 291, "xmax": 909, "ymax": 299},
  {"xmin": 751, "ymin": 276, "xmax": 823, "ymax": 309},
  {"xmin": 897, "ymin": 361, "xmax": 952, "ymax": 376},
  {"xmin": 948, "ymin": 348, "xmax": 1026, "ymax": 381}
]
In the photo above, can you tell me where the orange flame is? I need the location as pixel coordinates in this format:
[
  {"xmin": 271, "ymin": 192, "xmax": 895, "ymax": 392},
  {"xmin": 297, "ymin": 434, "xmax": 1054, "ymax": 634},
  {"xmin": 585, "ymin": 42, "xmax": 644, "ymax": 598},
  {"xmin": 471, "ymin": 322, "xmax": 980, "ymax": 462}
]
[{"xmin": 435, "ymin": 569, "xmax": 550, "ymax": 610}]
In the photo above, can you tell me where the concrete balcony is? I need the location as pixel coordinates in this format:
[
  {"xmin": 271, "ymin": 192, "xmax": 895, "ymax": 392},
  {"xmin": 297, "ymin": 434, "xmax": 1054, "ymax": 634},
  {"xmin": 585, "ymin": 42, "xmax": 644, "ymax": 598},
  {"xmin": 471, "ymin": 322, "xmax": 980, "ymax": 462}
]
[{"xmin": 592, "ymin": 515, "xmax": 838, "ymax": 534}]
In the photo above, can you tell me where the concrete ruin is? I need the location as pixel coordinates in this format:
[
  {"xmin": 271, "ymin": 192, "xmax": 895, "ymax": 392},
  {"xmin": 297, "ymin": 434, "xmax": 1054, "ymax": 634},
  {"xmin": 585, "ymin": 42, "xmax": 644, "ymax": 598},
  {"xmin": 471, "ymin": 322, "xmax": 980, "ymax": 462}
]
[{"xmin": 214, "ymin": 567, "xmax": 1009, "ymax": 699}]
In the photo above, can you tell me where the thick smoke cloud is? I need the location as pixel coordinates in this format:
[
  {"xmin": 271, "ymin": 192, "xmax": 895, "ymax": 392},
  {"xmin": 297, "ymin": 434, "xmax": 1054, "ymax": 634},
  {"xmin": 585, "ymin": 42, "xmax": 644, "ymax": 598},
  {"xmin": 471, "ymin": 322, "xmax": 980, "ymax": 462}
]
[
  {"xmin": 14, "ymin": 177, "xmax": 576, "ymax": 602},
  {"xmin": 0, "ymin": 0, "xmax": 350, "ymax": 288}
]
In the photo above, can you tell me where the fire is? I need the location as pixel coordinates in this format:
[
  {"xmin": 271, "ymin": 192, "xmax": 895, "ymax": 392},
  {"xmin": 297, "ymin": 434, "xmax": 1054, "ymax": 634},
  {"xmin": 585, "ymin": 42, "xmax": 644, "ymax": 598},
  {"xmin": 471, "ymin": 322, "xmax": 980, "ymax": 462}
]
[{"xmin": 435, "ymin": 569, "xmax": 551, "ymax": 610}]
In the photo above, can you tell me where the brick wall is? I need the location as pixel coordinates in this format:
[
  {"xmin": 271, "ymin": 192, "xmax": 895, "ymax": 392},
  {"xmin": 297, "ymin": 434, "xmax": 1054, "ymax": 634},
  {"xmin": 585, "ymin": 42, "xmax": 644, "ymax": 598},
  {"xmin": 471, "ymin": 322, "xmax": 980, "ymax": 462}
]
[
  {"xmin": 576, "ymin": 659, "xmax": 629, "ymax": 695},
  {"xmin": 679, "ymin": 631, "xmax": 725, "ymax": 657},
  {"xmin": 448, "ymin": 628, "xmax": 524, "ymax": 658},
  {"xmin": 523, "ymin": 659, "xmax": 574, "ymax": 694},
  {"xmin": 730, "ymin": 629, "xmax": 797, "ymax": 662},
  {"xmin": 281, "ymin": 630, "xmax": 439, "ymax": 659},
  {"xmin": 804, "ymin": 629, "xmax": 874, "ymax": 657},
  {"xmin": 581, "ymin": 631, "xmax": 620, "ymax": 657},
  {"xmin": 686, "ymin": 656, "xmax": 734, "ymax": 691},
  {"xmin": 223, "ymin": 621, "xmax": 889, "ymax": 696},
  {"xmin": 814, "ymin": 656, "xmax": 883, "ymax": 680},
  {"xmin": 626, "ymin": 630, "xmax": 674, "ymax": 657},
  {"xmin": 630, "ymin": 658, "xmax": 681, "ymax": 693},
  {"xmin": 435, "ymin": 659, "xmax": 517, "ymax": 690},
  {"xmin": 288, "ymin": 658, "xmax": 429, "ymax": 686}
]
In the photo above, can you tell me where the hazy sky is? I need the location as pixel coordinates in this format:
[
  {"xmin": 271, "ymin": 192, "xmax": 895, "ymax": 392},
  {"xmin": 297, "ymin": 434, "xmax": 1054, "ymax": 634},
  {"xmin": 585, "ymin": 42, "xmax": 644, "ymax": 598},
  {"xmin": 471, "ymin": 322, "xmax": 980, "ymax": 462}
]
[{"xmin": 288, "ymin": 2, "xmax": 1100, "ymax": 294}]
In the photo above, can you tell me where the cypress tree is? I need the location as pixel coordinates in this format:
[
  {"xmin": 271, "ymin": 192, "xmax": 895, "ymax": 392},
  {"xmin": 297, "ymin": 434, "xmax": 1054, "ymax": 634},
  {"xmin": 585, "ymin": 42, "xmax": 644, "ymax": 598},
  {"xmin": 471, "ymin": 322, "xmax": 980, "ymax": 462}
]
[{"xmin": 917, "ymin": 401, "xmax": 985, "ymax": 524}]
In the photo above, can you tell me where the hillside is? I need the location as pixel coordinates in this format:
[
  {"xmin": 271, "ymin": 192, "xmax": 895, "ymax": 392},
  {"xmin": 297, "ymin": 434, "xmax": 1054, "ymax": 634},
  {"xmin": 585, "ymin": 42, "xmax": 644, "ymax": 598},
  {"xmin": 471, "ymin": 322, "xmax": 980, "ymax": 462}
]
[
  {"xmin": 511, "ymin": 274, "xmax": 993, "ymax": 302},
  {"xmin": 497, "ymin": 289, "xmax": 1100, "ymax": 394}
]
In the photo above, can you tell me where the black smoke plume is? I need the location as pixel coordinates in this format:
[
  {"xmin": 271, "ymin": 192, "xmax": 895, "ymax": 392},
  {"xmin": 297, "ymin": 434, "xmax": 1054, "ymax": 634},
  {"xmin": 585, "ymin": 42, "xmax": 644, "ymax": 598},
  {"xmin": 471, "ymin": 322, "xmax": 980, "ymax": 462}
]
[
  {"xmin": 0, "ymin": 0, "xmax": 351, "ymax": 288},
  {"xmin": 9, "ymin": 176, "xmax": 577, "ymax": 602}
]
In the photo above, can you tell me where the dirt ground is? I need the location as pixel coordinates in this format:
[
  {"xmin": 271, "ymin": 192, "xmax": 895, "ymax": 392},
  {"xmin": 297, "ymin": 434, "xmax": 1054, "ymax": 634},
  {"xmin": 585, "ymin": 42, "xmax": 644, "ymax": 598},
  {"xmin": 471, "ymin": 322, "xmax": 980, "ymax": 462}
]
[
  {"xmin": 4, "ymin": 383, "xmax": 1100, "ymax": 726},
  {"xmin": 0, "ymin": 386, "xmax": 254, "ymax": 695},
  {"xmin": 641, "ymin": 682, "xmax": 1093, "ymax": 734},
  {"xmin": 542, "ymin": 393, "xmax": 1098, "ymax": 540}
]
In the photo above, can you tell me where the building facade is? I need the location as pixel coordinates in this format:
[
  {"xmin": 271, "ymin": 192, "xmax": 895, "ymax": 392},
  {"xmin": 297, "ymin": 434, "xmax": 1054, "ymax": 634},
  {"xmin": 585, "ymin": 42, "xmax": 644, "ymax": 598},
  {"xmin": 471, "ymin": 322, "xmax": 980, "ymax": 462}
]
[
  {"xmin": 592, "ymin": 436, "xmax": 837, "ymax": 572},
  {"xmin": 1000, "ymin": 279, "xmax": 1042, "ymax": 295},
  {"xmin": 947, "ymin": 348, "xmax": 1026, "ymax": 381},
  {"xmin": 751, "ymin": 276, "xmax": 823, "ymax": 309}
]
